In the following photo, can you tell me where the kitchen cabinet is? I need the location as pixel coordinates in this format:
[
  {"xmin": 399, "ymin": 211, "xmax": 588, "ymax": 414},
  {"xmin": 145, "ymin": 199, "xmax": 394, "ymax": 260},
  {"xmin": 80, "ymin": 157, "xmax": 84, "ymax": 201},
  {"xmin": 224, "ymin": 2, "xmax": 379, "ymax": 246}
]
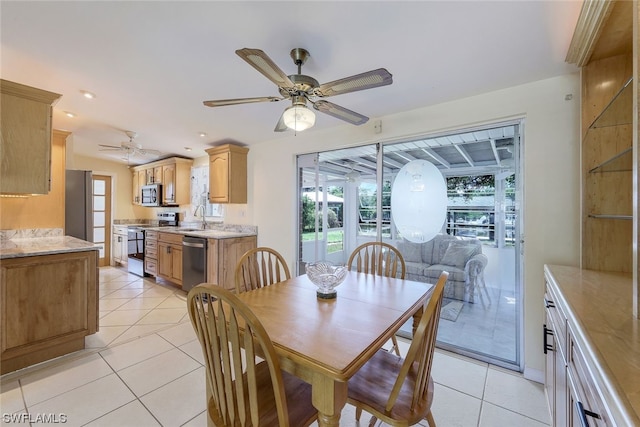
[
  {"xmin": 158, "ymin": 232, "xmax": 182, "ymax": 286},
  {"xmin": 0, "ymin": 79, "xmax": 61, "ymax": 195},
  {"xmin": 144, "ymin": 230, "xmax": 158, "ymax": 276},
  {"xmin": 566, "ymin": 0, "xmax": 637, "ymax": 316},
  {"xmin": 132, "ymin": 170, "xmax": 146, "ymax": 205},
  {"xmin": 131, "ymin": 157, "xmax": 192, "ymax": 206},
  {"xmin": 206, "ymin": 236, "xmax": 257, "ymax": 291},
  {"xmin": 206, "ymin": 144, "xmax": 249, "ymax": 204},
  {"xmin": 113, "ymin": 225, "xmax": 128, "ymax": 266},
  {"xmin": 544, "ymin": 265, "xmax": 639, "ymax": 426},
  {"xmin": 144, "ymin": 166, "xmax": 163, "ymax": 185},
  {"xmin": 1, "ymin": 250, "xmax": 98, "ymax": 374}
]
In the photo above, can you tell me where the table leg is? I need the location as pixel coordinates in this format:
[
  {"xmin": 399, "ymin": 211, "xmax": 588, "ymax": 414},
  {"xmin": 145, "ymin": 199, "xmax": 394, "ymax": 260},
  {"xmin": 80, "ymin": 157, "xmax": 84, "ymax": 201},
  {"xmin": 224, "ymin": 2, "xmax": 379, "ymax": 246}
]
[
  {"xmin": 312, "ymin": 373, "xmax": 347, "ymax": 426},
  {"xmin": 412, "ymin": 306, "xmax": 424, "ymax": 337}
]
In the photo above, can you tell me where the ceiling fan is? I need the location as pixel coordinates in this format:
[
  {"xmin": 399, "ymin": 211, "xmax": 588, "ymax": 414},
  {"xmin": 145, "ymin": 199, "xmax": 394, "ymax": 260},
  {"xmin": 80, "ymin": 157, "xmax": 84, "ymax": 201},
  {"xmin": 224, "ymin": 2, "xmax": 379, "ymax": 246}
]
[
  {"xmin": 203, "ymin": 48, "xmax": 393, "ymax": 132},
  {"xmin": 98, "ymin": 131, "xmax": 161, "ymax": 159}
]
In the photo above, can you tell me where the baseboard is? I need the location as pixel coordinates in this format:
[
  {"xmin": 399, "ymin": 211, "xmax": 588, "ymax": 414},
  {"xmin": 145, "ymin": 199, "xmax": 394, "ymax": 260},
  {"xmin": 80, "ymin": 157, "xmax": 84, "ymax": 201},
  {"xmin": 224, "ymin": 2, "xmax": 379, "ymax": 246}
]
[{"xmin": 523, "ymin": 366, "xmax": 544, "ymax": 384}]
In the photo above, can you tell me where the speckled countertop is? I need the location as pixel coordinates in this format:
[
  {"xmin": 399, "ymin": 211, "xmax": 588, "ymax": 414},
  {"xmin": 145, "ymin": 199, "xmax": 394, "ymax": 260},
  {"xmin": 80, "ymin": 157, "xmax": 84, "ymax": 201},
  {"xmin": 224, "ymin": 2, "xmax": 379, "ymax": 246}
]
[
  {"xmin": 0, "ymin": 236, "xmax": 101, "ymax": 259},
  {"xmin": 544, "ymin": 264, "xmax": 639, "ymax": 426},
  {"xmin": 149, "ymin": 226, "xmax": 257, "ymax": 239}
]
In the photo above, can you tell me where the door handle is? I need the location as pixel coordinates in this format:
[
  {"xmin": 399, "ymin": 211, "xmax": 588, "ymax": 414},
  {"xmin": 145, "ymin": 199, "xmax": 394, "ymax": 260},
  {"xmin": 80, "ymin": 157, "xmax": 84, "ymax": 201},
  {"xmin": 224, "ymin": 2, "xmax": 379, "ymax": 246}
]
[
  {"xmin": 543, "ymin": 324, "xmax": 554, "ymax": 354},
  {"xmin": 576, "ymin": 401, "xmax": 600, "ymax": 427}
]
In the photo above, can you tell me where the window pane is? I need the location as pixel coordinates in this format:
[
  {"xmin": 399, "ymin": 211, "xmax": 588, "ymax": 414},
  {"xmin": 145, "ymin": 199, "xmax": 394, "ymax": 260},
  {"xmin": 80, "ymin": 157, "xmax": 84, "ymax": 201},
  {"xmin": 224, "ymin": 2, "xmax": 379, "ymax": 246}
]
[
  {"xmin": 94, "ymin": 180, "xmax": 105, "ymax": 195},
  {"xmin": 93, "ymin": 227, "xmax": 105, "ymax": 242},
  {"xmin": 94, "ymin": 212, "xmax": 105, "ymax": 227},
  {"xmin": 94, "ymin": 195, "xmax": 105, "ymax": 210}
]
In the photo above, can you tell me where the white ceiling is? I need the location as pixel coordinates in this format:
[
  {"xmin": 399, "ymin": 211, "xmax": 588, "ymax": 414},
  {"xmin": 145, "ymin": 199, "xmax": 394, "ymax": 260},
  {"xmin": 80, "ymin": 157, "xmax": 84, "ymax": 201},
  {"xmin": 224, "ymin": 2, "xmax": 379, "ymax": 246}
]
[{"xmin": 1, "ymin": 1, "xmax": 582, "ymax": 165}]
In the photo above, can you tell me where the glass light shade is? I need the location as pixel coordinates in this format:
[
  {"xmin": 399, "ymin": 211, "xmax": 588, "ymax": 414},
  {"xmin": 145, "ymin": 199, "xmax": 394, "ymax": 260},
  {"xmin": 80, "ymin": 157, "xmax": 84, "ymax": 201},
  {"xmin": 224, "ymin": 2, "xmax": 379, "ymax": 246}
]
[
  {"xmin": 283, "ymin": 104, "xmax": 316, "ymax": 131},
  {"xmin": 391, "ymin": 160, "xmax": 447, "ymax": 243}
]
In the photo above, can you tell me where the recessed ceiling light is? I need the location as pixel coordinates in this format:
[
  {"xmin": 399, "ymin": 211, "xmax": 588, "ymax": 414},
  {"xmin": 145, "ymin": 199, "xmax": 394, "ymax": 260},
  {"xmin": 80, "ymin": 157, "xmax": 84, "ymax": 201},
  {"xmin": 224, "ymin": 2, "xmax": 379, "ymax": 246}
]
[
  {"xmin": 80, "ymin": 90, "xmax": 96, "ymax": 99},
  {"xmin": 198, "ymin": 132, "xmax": 207, "ymax": 138},
  {"xmin": 64, "ymin": 111, "xmax": 76, "ymax": 118},
  {"xmin": 184, "ymin": 147, "xmax": 192, "ymax": 152}
]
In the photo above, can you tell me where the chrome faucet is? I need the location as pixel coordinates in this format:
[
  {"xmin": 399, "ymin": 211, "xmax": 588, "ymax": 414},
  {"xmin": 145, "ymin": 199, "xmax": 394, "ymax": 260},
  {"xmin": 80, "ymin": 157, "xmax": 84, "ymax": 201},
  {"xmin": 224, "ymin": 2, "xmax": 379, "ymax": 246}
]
[{"xmin": 194, "ymin": 205, "xmax": 207, "ymax": 230}]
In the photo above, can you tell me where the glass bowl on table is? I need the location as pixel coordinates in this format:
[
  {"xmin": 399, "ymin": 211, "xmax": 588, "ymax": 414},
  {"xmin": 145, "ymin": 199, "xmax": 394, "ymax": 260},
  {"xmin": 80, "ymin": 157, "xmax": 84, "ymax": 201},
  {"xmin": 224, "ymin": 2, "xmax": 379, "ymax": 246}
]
[{"xmin": 305, "ymin": 261, "xmax": 348, "ymax": 299}]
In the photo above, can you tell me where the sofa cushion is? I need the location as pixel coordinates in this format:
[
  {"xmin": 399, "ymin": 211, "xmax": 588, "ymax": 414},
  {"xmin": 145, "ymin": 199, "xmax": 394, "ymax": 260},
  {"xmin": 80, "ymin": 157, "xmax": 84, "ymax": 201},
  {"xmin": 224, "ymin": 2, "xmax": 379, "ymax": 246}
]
[
  {"xmin": 404, "ymin": 261, "xmax": 426, "ymax": 276},
  {"xmin": 419, "ymin": 238, "xmax": 436, "ymax": 264},
  {"xmin": 397, "ymin": 240, "xmax": 423, "ymax": 263},
  {"xmin": 440, "ymin": 241, "xmax": 481, "ymax": 269}
]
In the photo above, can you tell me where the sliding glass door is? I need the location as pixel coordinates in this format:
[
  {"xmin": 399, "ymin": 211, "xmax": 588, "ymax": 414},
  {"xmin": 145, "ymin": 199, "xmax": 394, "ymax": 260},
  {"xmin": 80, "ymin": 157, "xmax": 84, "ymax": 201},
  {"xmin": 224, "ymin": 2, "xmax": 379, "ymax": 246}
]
[{"xmin": 296, "ymin": 120, "xmax": 523, "ymax": 370}]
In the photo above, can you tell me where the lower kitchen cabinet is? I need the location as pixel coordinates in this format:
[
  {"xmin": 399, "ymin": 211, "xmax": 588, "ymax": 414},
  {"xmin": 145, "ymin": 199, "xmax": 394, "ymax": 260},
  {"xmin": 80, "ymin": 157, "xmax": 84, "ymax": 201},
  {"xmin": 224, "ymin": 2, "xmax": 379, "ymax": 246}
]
[
  {"xmin": 113, "ymin": 225, "xmax": 128, "ymax": 266},
  {"xmin": 1, "ymin": 250, "xmax": 99, "ymax": 374},
  {"xmin": 157, "ymin": 232, "xmax": 182, "ymax": 286},
  {"xmin": 544, "ymin": 265, "xmax": 639, "ymax": 426},
  {"xmin": 144, "ymin": 230, "xmax": 158, "ymax": 276},
  {"xmin": 207, "ymin": 236, "xmax": 257, "ymax": 291}
]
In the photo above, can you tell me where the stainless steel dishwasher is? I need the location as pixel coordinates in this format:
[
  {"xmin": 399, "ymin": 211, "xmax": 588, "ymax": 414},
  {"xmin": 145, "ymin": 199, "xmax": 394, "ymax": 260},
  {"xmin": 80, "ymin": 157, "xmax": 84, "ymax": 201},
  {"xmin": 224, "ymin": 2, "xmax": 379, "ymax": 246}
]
[{"xmin": 182, "ymin": 236, "xmax": 207, "ymax": 292}]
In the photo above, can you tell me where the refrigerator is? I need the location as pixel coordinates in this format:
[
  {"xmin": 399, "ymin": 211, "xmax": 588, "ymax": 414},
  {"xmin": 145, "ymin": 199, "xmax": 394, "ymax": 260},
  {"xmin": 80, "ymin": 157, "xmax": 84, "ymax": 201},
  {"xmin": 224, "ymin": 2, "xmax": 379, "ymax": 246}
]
[{"xmin": 65, "ymin": 170, "xmax": 93, "ymax": 241}]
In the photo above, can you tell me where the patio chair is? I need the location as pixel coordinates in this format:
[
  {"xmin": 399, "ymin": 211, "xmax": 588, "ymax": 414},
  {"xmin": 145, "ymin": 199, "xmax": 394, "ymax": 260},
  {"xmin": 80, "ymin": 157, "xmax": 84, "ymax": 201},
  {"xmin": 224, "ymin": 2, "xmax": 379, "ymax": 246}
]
[
  {"xmin": 235, "ymin": 247, "xmax": 291, "ymax": 293},
  {"xmin": 348, "ymin": 271, "xmax": 449, "ymax": 427},
  {"xmin": 187, "ymin": 284, "xmax": 317, "ymax": 427},
  {"xmin": 347, "ymin": 241, "xmax": 407, "ymax": 356}
]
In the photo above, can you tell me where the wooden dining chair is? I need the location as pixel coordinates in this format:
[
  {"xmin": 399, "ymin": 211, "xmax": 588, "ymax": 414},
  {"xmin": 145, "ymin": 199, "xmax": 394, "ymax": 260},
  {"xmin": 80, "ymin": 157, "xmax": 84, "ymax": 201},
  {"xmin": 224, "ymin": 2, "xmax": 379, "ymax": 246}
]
[
  {"xmin": 348, "ymin": 271, "xmax": 449, "ymax": 427},
  {"xmin": 347, "ymin": 241, "xmax": 407, "ymax": 356},
  {"xmin": 187, "ymin": 284, "xmax": 318, "ymax": 427},
  {"xmin": 235, "ymin": 247, "xmax": 291, "ymax": 293}
]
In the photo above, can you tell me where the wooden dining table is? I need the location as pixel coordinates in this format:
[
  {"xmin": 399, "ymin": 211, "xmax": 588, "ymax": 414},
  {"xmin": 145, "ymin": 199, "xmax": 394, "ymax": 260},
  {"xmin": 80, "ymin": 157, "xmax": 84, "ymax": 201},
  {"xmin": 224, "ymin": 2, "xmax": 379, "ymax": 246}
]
[{"xmin": 234, "ymin": 270, "xmax": 435, "ymax": 426}]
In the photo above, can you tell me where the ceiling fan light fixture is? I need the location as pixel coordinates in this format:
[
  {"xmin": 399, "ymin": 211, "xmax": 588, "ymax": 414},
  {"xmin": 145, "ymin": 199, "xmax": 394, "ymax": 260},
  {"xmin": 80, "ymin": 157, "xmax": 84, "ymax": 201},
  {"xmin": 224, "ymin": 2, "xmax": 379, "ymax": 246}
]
[{"xmin": 283, "ymin": 103, "xmax": 316, "ymax": 131}]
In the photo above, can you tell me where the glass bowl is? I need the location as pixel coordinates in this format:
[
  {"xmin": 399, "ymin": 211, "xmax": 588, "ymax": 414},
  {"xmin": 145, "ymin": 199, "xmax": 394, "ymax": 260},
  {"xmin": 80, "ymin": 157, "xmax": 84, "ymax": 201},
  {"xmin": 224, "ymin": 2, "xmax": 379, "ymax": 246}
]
[{"xmin": 306, "ymin": 261, "xmax": 348, "ymax": 299}]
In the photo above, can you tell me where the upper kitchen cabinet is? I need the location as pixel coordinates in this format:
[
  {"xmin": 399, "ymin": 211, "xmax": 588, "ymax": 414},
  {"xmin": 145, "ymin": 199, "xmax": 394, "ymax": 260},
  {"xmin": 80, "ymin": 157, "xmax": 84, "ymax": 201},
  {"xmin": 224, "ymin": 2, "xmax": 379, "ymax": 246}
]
[
  {"xmin": 0, "ymin": 79, "xmax": 61, "ymax": 195},
  {"xmin": 206, "ymin": 144, "xmax": 248, "ymax": 204},
  {"xmin": 131, "ymin": 157, "xmax": 193, "ymax": 206}
]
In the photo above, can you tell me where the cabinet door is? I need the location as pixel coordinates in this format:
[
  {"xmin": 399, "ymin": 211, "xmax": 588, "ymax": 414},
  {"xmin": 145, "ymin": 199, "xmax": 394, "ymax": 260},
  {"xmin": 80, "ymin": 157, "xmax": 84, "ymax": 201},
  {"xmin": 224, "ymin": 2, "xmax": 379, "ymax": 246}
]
[
  {"xmin": 209, "ymin": 152, "xmax": 230, "ymax": 203},
  {"xmin": 153, "ymin": 166, "xmax": 163, "ymax": 184},
  {"xmin": 132, "ymin": 171, "xmax": 140, "ymax": 204},
  {"xmin": 219, "ymin": 237, "xmax": 257, "ymax": 291},
  {"xmin": 113, "ymin": 233, "xmax": 123, "ymax": 264},
  {"xmin": 163, "ymin": 164, "xmax": 176, "ymax": 204},
  {"xmin": 171, "ymin": 244, "xmax": 182, "ymax": 283},
  {"xmin": 158, "ymin": 241, "xmax": 173, "ymax": 278}
]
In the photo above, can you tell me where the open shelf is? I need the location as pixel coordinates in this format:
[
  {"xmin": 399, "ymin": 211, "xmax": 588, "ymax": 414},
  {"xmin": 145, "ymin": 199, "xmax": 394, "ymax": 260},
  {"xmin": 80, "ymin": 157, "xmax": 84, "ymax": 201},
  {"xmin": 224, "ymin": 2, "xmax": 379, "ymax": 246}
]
[
  {"xmin": 588, "ymin": 77, "xmax": 632, "ymax": 129},
  {"xmin": 589, "ymin": 77, "xmax": 632, "ymax": 129},
  {"xmin": 589, "ymin": 147, "xmax": 632, "ymax": 173}
]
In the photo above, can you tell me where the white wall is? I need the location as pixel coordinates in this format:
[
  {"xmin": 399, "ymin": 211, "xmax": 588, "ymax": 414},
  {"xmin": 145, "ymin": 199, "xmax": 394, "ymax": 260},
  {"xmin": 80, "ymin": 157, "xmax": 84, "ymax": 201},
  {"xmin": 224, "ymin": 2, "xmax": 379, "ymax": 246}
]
[{"xmin": 246, "ymin": 73, "xmax": 581, "ymax": 379}]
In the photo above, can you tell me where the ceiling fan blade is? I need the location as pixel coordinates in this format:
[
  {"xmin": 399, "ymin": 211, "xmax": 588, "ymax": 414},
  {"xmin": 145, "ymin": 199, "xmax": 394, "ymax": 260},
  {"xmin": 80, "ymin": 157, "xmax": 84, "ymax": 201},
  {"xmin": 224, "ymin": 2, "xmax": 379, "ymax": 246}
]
[
  {"xmin": 203, "ymin": 96, "xmax": 285, "ymax": 108},
  {"xmin": 313, "ymin": 100, "xmax": 369, "ymax": 125},
  {"xmin": 235, "ymin": 48, "xmax": 295, "ymax": 89},
  {"xmin": 274, "ymin": 112, "xmax": 288, "ymax": 132},
  {"xmin": 138, "ymin": 149, "xmax": 161, "ymax": 157},
  {"xmin": 315, "ymin": 68, "xmax": 393, "ymax": 98},
  {"xmin": 98, "ymin": 144, "xmax": 122, "ymax": 149}
]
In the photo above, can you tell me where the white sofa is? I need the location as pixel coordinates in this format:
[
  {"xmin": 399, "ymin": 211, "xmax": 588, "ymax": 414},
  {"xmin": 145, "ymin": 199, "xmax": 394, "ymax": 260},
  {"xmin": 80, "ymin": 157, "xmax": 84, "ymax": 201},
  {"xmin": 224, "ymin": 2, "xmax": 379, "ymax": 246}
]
[{"xmin": 396, "ymin": 234, "xmax": 488, "ymax": 303}]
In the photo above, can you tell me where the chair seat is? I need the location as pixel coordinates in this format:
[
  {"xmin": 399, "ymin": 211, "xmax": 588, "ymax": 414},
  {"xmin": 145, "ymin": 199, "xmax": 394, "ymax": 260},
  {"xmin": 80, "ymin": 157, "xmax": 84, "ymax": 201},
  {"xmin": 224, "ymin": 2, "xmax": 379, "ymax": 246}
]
[
  {"xmin": 348, "ymin": 347, "xmax": 435, "ymax": 426},
  {"xmin": 209, "ymin": 361, "xmax": 317, "ymax": 427}
]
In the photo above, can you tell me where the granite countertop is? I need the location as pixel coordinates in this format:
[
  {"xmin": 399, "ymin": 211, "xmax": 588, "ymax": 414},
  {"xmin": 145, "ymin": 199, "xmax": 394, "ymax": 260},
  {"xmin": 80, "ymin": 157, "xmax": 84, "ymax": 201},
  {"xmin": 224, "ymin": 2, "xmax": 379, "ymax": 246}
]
[
  {"xmin": 149, "ymin": 226, "xmax": 257, "ymax": 239},
  {"xmin": 0, "ymin": 236, "xmax": 101, "ymax": 259},
  {"xmin": 544, "ymin": 264, "xmax": 639, "ymax": 426}
]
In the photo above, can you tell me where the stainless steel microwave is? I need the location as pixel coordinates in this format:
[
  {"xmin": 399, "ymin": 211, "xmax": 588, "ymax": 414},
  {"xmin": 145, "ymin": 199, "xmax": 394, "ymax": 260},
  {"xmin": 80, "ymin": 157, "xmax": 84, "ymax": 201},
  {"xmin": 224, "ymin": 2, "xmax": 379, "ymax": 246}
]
[{"xmin": 141, "ymin": 184, "xmax": 162, "ymax": 206}]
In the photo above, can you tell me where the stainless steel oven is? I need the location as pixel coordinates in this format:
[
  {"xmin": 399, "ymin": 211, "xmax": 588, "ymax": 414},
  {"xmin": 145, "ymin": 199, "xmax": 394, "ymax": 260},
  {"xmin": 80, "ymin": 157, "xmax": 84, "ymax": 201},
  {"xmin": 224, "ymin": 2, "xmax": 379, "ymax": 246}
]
[{"xmin": 126, "ymin": 212, "xmax": 179, "ymax": 277}]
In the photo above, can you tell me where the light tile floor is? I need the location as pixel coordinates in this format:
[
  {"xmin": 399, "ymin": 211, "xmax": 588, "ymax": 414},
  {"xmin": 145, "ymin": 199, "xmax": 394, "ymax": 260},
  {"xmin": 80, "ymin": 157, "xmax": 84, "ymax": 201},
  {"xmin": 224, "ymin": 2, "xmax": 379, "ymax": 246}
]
[{"xmin": 0, "ymin": 267, "xmax": 550, "ymax": 426}]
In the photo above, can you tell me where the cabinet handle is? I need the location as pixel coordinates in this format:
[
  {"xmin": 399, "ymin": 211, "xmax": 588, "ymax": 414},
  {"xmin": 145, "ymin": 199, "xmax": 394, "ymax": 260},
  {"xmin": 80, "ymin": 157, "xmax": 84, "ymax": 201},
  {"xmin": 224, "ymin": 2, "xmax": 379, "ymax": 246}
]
[
  {"xmin": 576, "ymin": 401, "xmax": 600, "ymax": 427},
  {"xmin": 117, "ymin": 236, "xmax": 122, "ymax": 242},
  {"xmin": 544, "ymin": 298, "xmax": 555, "ymax": 308},
  {"xmin": 167, "ymin": 246, "xmax": 171, "ymax": 254},
  {"xmin": 543, "ymin": 324, "xmax": 554, "ymax": 354}
]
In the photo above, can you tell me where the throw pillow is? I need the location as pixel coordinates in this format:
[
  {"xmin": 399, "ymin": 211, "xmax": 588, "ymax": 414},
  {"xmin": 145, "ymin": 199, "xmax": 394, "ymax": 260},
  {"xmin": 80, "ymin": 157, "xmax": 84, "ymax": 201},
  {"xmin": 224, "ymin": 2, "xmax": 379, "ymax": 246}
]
[{"xmin": 439, "ymin": 242, "xmax": 479, "ymax": 269}]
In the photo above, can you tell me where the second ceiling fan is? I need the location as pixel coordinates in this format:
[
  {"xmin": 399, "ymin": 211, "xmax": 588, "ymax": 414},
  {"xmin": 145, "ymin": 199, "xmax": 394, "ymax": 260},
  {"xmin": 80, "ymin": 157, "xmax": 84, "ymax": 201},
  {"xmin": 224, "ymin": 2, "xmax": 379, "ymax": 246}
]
[{"xmin": 203, "ymin": 48, "xmax": 392, "ymax": 132}]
